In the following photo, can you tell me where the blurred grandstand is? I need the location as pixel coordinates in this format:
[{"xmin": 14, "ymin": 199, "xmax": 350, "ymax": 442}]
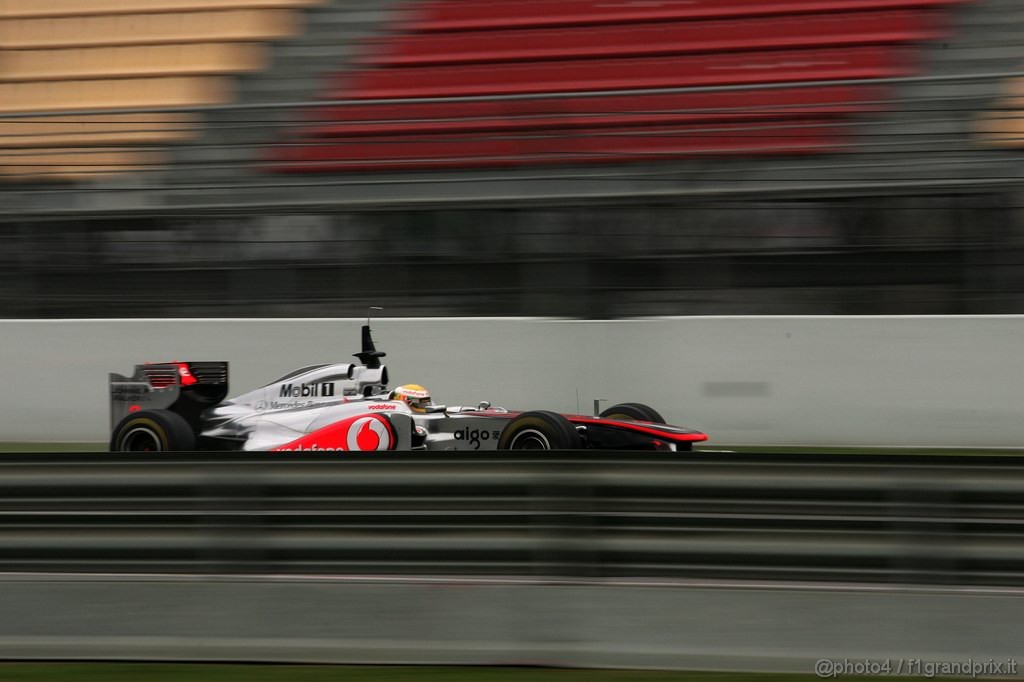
[{"xmin": 1, "ymin": 0, "xmax": 1023, "ymax": 317}]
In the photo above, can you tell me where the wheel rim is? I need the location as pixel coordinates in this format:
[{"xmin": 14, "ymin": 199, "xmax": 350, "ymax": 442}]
[
  {"xmin": 120, "ymin": 426, "xmax": 162, "ymax": 452},
  {"xmin": 508, "ymin": 428, "xmax": 551, "ymax": 450}
]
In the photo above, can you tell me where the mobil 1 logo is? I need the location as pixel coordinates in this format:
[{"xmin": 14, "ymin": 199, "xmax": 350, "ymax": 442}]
[{"xmin": 280, "ymin": 382, "xmax": 335, "ymax": 398}]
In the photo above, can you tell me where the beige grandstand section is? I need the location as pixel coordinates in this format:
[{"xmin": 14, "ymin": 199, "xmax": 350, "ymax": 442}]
[
  {"xmin": 0, "ymin": 0, "xmax": 321, "ymax": 181},
  {"xmin": 974, "ymin": 77, "xmax": 1024, "ymax": 147}
]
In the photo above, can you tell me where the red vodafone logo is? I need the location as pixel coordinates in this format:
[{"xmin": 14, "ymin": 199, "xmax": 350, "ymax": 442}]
[
  {"xmin": 347, "ymin": 416, "xmax": 392, "ymax": 451},
  {"xmin": 273, "ymin": 413, "xmax": 394, "ymax": 452}
]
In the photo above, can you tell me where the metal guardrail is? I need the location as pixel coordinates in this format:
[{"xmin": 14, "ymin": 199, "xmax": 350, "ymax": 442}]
[{"xmin": 1, "ymin": 451, "xmax": 1023, "ymax": 585}]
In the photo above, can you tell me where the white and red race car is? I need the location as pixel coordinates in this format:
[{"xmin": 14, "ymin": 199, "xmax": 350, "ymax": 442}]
[{"xmin": 109, "ymin": 324, "xmax": 708, "ymax": 452}]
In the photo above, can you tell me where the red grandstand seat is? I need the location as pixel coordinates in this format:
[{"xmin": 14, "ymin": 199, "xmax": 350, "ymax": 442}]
[
  {"xmin": 337, "ymin": 47, "xmax": 911, "ymax": 99},
  {"xmin": 366, "ymin": 11, "xmax": 942, "ymax": 67},
  {"xmin": 270, "ymin": 121, "xmax": 848, "ymax": 173},
  {"xmin": 306, "ymin": 86, "xmax": 883, "ymax": 137},
  {"xmin": 268, "ymin": 0, "xmax": 971, "ymax": 173},
  {"xmin": 402, "ymin": 0, "xmax": 965, "ymax": 32}
]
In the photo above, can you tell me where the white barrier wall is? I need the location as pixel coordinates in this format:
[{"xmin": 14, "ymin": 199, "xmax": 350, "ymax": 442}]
[
  {"xmin": 2, "ymin": 316, "xmax": 1022, "ymax": 446},
  {"xmin": 0, "ymin": 577, "xmax": 1020, "ymax": 671}
]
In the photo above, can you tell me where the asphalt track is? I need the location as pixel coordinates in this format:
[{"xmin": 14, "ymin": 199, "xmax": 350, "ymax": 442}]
[{"xmin": 0, "ymin": 573, "xmax": 1020, "ymax": 670}]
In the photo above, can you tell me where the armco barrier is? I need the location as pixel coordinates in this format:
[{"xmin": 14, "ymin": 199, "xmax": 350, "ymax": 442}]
[
  {"xmin": 3, "ymin": 316, "xmax": 1024, "ymax": 447},
  {"xmin": 1, "ymin": 451, "xmax": 1024, "ymax": 670},
  {"xmin": 2, "ymin": 451, "xmax": 1024, "ymax": 585}
]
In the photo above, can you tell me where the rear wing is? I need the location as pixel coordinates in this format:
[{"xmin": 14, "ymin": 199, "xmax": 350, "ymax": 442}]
[{"xmin": 109, "ymin": 361, "xmax": 228, "ymax": 435}]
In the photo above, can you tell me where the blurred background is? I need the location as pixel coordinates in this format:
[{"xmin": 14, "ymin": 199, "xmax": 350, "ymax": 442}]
[
  {"xmin": 2, "ymin": 1, "xmax": 1024, "ymax": 679},
  {"xmin": 1, "ymin": 0, "xmax": 1023, "ymax": 319}
]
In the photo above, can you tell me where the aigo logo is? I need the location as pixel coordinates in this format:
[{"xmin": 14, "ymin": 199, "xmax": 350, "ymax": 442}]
[
  {"xmin": 273, "ymin": 413, "xmax": 394, "ymax": 452},
  {"xmin": 454, "ymin": 427, "xmax": 501, "ymax": 450}
]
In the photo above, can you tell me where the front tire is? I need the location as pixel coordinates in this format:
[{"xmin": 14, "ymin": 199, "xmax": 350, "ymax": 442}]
[
  {"xmin": 498, "ymin": 410, "xmax": 582, "ymax": 450},
  {"xmin": 110, "ymin": 409, "xmax": 197, "ymax": 452},
  {"xmin": 599, "ymin": 402, "xmax": 665, "ymax": 423}
]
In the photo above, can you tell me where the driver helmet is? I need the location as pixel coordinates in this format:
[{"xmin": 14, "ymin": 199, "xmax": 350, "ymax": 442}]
[{"xmin": 390, "ymin": 384, "xmax": 432, "ymax": 412}]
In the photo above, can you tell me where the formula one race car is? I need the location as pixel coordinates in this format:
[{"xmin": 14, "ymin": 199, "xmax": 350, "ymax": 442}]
[{"xmin": 109, "ymin": 324, "xmax": 708, "ymax": 452}]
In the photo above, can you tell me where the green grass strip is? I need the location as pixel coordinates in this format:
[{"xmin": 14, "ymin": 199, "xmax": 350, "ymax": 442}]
[{"xmin": 0, "ymin": 666, "xmax": 986, "ymax": 682}]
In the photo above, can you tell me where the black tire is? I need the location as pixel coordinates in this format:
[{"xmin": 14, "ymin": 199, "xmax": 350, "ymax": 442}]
[
  {"xmin": 110, "ymin": 409, "xmax": 197, "ymax": 452},
  {"xmin": 498, "ymin": 410, "xmax": 582, "ymax": 450},
  {"xmin": 599, "ymin": 402, "xmax": 665, "ymax": 424}
]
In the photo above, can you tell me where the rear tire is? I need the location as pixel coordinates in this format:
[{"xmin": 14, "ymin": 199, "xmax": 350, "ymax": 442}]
[
  {"xmin": 498, "ymin": 410, "xmax": 582, "ymax": 450},
  {"xmin": 110, "ymin": 409, "xmax": 197, "ymax": 452},
  {"xmin": 599, "ymin": 402, "xmax": 665, "ymax": 424}
]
